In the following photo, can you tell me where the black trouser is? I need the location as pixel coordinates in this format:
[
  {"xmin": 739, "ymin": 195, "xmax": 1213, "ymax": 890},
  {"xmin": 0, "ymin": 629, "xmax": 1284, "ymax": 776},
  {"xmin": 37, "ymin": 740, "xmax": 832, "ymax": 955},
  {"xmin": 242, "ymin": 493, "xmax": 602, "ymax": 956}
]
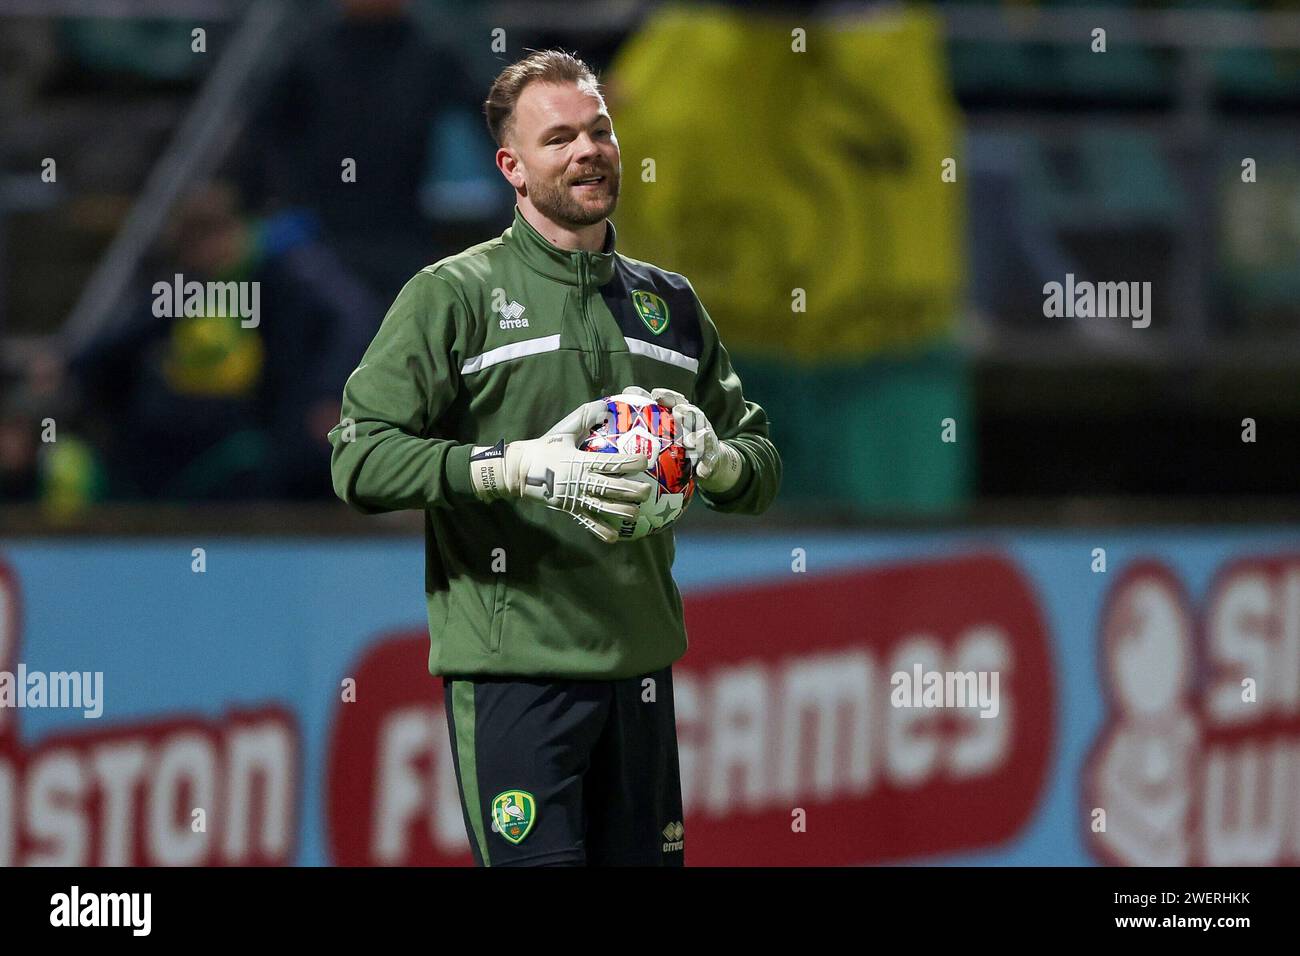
[{"xmin": 443, "ymin": 666, "xmax": 684, "ymax": 867}]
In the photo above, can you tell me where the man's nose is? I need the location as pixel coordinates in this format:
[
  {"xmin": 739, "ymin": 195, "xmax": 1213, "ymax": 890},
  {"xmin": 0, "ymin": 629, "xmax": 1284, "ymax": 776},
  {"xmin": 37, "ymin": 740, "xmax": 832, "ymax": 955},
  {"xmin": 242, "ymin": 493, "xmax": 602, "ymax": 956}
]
[{"xmin": 573, "ymin": 132, "xmax": 602, "ymax": 160}]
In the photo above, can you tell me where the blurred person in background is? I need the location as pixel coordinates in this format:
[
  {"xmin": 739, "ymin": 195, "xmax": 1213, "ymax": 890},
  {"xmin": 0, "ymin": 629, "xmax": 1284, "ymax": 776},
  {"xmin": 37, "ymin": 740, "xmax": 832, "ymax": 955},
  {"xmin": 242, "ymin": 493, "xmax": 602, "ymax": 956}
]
[
  {"xmin": 235, "ymin": 0, "xmax": 488, "ymax": 303},
  {"xmin": 0, "ymin": 378, "xmax": 42, "ymax": 503},
  {"xmin": 0, "ymin": 358, "xmax": 106, "ymax": 517},
  {"xmin": 63, "ymin": 181, "xmax": 376, "ymax": 501}
]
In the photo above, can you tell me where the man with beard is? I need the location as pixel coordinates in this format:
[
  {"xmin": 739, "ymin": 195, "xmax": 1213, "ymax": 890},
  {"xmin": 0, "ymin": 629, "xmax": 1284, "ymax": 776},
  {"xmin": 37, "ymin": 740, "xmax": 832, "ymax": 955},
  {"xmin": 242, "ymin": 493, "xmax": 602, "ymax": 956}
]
[{"xmin": 329, "ymin": 50, "xmax": 781, "ymax": 866}]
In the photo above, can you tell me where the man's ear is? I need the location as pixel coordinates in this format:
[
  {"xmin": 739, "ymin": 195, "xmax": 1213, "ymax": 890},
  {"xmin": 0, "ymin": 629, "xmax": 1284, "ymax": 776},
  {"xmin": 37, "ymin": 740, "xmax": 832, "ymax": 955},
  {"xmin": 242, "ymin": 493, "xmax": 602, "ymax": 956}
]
[{"xmin": 497, "ymin": 146, "xmax": 526, "ymax": 191}]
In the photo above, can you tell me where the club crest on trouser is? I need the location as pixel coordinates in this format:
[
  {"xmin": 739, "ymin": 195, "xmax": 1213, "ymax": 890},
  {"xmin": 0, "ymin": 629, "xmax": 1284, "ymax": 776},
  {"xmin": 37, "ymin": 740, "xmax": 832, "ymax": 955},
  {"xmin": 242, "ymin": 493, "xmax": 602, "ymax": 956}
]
[
  {"xmin": 490, "ymin": 790, "xmax": 537, "ymax": 844},
  {"xmin": 631, "ymin": 289, "xmax": 670, "ymax": 335}
]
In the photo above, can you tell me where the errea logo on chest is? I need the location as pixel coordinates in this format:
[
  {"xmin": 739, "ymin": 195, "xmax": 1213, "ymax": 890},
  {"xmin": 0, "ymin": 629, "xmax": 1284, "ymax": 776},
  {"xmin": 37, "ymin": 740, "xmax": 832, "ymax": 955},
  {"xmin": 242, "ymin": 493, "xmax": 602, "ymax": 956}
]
[{"xmin": 492, "ymin": 289, "xmax": 530, "ymax": 330}]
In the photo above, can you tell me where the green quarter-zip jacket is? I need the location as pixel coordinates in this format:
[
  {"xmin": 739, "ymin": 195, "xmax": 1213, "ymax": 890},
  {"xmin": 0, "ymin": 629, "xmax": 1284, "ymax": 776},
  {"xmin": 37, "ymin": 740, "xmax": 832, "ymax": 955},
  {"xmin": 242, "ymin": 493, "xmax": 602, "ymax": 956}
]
[{"xmin": 329, "ymin": 206, "xmax": 781, "ymax": 679}]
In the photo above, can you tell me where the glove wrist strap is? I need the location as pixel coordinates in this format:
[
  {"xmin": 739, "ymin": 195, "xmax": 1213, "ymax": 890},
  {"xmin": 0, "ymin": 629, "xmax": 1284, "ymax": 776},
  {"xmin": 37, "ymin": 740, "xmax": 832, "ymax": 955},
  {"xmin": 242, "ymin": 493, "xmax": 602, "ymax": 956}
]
[
  {"xmin": 469, "ymin": 440, "xmax": 509, "ymax": 500},
  {"xmin": 700, "ymin": 441, "xmax": 744, "ymax": 494}
]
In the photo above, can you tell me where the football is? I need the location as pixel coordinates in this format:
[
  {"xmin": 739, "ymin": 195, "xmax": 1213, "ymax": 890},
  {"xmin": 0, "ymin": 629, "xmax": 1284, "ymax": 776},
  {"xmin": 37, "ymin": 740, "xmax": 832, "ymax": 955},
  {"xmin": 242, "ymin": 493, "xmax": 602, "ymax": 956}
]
[{"xmin": 578, "ymin": 392, "xmax": 696, "ymax": 541}]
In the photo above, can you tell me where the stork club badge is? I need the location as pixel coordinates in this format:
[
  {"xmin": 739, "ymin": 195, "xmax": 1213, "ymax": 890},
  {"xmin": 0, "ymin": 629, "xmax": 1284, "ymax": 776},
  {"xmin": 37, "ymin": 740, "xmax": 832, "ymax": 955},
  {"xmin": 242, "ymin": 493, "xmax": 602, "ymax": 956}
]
[
  {"xmin": 631, "ymin": 289, "xmax": 670, "ymax": 335},
  {"xmin": 490, "ymin": 790, "xmax": 537, "ymax": 845}
]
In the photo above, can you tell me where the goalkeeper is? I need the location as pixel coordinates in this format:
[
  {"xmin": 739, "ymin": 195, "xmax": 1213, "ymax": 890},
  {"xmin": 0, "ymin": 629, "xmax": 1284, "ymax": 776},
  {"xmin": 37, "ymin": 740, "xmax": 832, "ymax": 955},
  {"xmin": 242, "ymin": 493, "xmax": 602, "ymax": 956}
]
[{"xmin": 329, "ymin": 50, "xmax": 780, "ymax": 866}]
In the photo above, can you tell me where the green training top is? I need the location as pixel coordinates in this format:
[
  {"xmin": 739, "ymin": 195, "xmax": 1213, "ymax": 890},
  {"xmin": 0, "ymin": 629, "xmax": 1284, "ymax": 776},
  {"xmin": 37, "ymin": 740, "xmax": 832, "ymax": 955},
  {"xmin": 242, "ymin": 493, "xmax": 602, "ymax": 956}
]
[{"xmin": 329, "ymin": 206, "xmax": 781, "ymax": 679}]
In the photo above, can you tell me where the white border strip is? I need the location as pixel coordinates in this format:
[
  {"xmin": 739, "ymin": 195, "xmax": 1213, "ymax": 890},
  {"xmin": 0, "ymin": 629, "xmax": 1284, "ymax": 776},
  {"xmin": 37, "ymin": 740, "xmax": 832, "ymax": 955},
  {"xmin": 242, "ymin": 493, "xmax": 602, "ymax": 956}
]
[
  {"xmin": 461, "ymin": 334, "xmax": 563, "ymax": 375},
  {"xmin": 624, "ymin": 337, "xmax": 699, "ymax": 374}
]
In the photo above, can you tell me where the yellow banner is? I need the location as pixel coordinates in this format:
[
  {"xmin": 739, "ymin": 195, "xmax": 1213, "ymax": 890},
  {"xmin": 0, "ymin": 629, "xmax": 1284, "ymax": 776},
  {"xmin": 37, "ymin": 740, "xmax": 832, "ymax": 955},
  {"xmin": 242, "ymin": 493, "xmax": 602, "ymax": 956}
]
[{"xmin": 609, "ymin": 7, "xmax": 964, "ymax": 363}]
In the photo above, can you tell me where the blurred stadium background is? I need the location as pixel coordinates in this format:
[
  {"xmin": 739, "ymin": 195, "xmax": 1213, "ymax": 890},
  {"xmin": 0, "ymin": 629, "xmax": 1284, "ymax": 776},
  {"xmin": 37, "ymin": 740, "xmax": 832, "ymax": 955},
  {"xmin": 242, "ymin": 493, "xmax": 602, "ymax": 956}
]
[{"xmin": 2, "ymin": 0, "xmax": 1299, "ymax": 866}]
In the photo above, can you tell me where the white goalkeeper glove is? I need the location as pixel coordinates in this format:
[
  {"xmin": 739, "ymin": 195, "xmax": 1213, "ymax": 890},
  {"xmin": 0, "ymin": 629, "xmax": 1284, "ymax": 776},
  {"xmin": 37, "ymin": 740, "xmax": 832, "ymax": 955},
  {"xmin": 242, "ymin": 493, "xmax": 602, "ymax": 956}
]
[
  {"xmin": 622, "ymin": 385, "xmax": 744, "ymax": 495},
  {"xmin": 468, "ymin": 398, "xmax": 651, "ymax": 543}
]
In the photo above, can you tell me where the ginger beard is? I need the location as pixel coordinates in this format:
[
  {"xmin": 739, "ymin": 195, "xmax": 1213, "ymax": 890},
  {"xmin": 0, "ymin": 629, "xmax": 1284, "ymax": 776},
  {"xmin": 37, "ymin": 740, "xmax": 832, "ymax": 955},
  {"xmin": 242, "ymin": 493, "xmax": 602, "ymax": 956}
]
[{"xmin": 523, "ymin": 156, "xmax": 621, "ymax": 228}]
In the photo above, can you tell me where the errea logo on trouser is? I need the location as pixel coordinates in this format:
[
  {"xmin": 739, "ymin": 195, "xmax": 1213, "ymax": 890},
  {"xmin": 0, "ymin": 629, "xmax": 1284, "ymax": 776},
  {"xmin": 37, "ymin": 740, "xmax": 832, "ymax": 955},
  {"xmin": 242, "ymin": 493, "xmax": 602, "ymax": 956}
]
[{"xmin": 662, "ymin": 821, "xmax": 684, "ymax": 853}]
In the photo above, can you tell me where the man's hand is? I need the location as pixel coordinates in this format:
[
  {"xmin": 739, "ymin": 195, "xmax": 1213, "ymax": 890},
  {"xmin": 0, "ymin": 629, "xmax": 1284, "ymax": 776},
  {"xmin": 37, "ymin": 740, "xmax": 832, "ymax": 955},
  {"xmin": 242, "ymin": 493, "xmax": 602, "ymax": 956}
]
[
  {"xmin": 468, "ymin": 398, "xmax": 651, "ymax": 543},
  {"xmin": 622, "ymin": 385, "xmax": 744, "ymax": 495}
]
